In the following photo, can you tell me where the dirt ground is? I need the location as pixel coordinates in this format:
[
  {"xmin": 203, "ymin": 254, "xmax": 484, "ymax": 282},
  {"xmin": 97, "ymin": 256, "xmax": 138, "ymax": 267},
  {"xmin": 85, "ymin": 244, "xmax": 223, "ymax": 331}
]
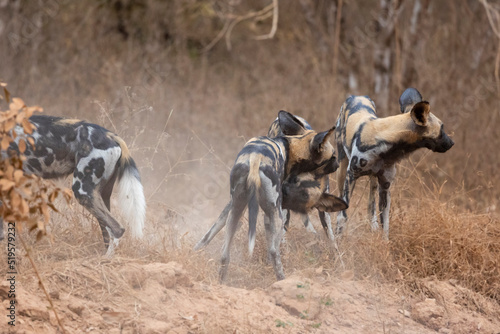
[{"xmin": 1, "ymin": 254, "xmax": 500, "ymax": 334}]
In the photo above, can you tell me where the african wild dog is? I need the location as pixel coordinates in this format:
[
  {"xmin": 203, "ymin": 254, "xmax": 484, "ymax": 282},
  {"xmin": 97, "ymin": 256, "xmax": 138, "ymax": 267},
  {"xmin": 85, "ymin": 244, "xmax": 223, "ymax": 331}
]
[
  {"xmin": 195, "ymin": 115, "xmax": 345, "ymax": 247},
  {"xmin": 335, "ymin": 88, "xmax": 454, "ymax": 238},
  {"xmin": 269, "ymin": 116, "xmax": 346, "ymax": 239},
  {"xmin": 0, "ymin": 115, "xmax": 146, "ymax": 256},
  {"xmin": 195, "ymin": 111, "xmax": 336, "ymax": 282}
]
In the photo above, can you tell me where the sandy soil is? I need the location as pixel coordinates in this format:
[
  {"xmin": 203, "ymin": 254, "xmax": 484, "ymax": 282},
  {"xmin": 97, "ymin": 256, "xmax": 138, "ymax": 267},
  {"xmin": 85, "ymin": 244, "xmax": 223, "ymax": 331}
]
[{"xmin": 1, "ymin": 257, "xmax": 499, "ymax": 334}]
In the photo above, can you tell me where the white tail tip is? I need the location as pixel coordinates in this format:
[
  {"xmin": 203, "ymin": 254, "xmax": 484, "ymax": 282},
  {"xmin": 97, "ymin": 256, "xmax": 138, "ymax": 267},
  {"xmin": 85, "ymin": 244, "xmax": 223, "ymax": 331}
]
[{"xmin": 117, "ymin": 168, "xmax": 146, "ymax": 239}]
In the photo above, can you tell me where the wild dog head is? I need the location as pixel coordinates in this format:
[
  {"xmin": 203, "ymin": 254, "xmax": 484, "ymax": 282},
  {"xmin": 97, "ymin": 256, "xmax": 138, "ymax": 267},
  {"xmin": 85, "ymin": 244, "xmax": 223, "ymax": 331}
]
[
  {"xmin": 399, "ymin": 88, "xmax": 454, "ymax": 153},
  {"xmin": 282, "ymin": 172, "xmax": 347, "ymax": 213},
  {"xmin": 277, "ymin": 111, "xmax": 337, "ymax": 176}
]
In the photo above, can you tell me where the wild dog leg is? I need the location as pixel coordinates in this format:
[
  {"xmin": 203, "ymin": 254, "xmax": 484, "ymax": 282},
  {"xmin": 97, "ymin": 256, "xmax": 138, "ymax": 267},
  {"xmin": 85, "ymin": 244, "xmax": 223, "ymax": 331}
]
[
  {"xmin": 301, "ymin": 213, "xmax": 317, "ymax": 234},
  {"xmin": 194, "ymin": 201, "xmax": 231, "ymax": 250},
  {"xmin": 377, "ymin": 167, "xmax": 396, "ymax": 239},
  {"xmin": 263, "ymin": 212, "xmax": 285, "ymax": 281},
  {"xmin": 72, "ymin": 154, "xmax": 125, "ymax": 251},
  {"xmin": 318, "ymin": 179, "xmax": 335, "ymax": 240},
  {"xmin": 280, "ymin": 209, "xmax": 290, "ymax": 245},
  {"xmin": 336, "ymin": 171, "xmax": 357, "ymax": 234},
  {"xmin": 219, "ymin": 197, "xmax": 246, "ymax": 283},
  {"xmin": 73, "ymin": 188, "xmax": 125, "ymax": 240},
  {"xmin": 247, "ymin": 194, "xmax": 259, "ymax": 256},
  {"xmin": 318, "ymin": 210, "xmax": 335, "ymax": 240},
  {"xmin": 282, "ymin": 209, "xmax": 291, "ymax": 232},
  {"xmin": 368, "ymin": 175, "xmax": 379, "ymax": 231},
  {"xmin": 99, "ymin": 171, "xmax": 118, "ymax": 248},
  {"xmin": 275, "ymin": 207, "xmax": 286, "ymax": 250}
]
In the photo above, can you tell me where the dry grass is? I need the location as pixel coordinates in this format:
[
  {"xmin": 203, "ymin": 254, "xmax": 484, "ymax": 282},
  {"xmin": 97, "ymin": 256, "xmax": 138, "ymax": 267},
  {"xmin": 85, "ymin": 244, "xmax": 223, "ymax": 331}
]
[
  {"xmin": 391, "ymin": 201, "xmax": 500, "ymax": 301},
  {"xmin": 10, "ymin": 175, "xmax": 498, "ymax": 306}
]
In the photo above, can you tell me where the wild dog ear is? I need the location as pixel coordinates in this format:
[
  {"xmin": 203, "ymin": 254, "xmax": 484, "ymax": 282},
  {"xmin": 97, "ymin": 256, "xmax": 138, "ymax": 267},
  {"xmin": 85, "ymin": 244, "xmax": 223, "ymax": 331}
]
[
  {"xmin": 311, "ymin": 126, "xmax": 335, "ymax": 152},
  {"xmin": 314, "ymin": 193, "xmax": 348, "ymax": 212},
  {"xmin": 410, "ymin": 101, "xmax": 431, "ymax": 126},
  {"xmin": 278, "ymin": 110, "xmax": 308, "ymax": 135},
  {"xmin": 278, "ymin": 110, "xmax": 307, "ymax": 136},
  {"xmin": 399, "ymin": 88, "xmax": 423, "ymax": 113}
]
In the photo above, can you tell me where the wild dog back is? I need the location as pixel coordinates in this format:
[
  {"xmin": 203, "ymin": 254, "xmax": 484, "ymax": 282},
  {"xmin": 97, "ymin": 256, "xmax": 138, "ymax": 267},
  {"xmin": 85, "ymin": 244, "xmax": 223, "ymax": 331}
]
[{"xmin": 9, "ymin": 116, "xmax": 122, "ymax": 179}]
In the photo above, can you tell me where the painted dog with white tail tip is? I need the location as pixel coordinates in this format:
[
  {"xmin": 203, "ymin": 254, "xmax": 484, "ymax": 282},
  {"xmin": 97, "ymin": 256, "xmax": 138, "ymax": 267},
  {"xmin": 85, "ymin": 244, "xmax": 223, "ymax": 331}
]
[{"xmin": 0, "ymin": 115, "xmax": 146, "ymax": 256}]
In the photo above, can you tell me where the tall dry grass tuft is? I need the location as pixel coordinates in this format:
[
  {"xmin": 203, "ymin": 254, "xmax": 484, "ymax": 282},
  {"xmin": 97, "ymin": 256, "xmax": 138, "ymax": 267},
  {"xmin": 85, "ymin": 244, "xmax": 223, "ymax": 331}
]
[{"xmin": 391, "ymin": 200, "xmax": 500, "ymax": 302}]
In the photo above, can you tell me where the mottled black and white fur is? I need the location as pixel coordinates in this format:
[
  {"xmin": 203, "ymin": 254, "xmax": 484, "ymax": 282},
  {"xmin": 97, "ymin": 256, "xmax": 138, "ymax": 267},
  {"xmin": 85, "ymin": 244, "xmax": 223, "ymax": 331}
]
[{"xmin": 0, "ymin": 115, "xmax": 146, "ymax": 256}]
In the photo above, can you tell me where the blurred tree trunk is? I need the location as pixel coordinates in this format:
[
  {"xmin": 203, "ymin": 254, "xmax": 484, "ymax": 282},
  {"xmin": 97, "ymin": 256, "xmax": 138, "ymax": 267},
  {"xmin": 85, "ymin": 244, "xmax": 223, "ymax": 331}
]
[
  {"xmin": 299, "ymin": 0, "xmax": 337, "ymax": 58},
  {"xmin": 373, "ymin": 0, "xmax": 402, "ymax": 113},
  {"xmin": 400, "ymin": 0, "xmax": 430, "ymax": 91}
]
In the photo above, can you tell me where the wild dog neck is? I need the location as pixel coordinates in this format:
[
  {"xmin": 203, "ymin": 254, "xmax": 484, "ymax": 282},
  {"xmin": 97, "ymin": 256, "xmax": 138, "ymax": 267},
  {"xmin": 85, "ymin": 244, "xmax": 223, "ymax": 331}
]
[{"xmin": 361, "ymin": 113, "xmax": 426, "ymax": 145}]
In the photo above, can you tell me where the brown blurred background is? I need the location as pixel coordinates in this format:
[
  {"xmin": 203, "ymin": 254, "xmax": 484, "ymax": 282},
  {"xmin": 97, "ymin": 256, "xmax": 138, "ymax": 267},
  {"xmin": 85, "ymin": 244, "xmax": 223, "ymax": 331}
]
[{"xmin": 0, "ymin": 0, "xmax": 498, "ymax": 220}]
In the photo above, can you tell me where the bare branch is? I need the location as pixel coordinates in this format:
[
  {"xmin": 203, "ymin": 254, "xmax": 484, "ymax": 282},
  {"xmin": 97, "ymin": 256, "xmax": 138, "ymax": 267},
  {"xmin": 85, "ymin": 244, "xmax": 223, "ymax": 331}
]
[
  {"xmin": 332, "ymin": 0, "xmax": 343, "ymax": 75},
  {"xmin": 203, "ymin": 1, "xmax": 277, "ymax": 52},
  {"xmin": 479, "ymin": 0, "xmax": 500, "ymax": 39},
  {"xmin": 255, "ymin": 0, "xmax": 279, "ymax": 40},
  {"xmin": 479, "ymin": 0, "xmax": 500, "ymax": 96},
  {"xmin": 203, "ymin": 19, "xmax": 232, "ymax": 53}
]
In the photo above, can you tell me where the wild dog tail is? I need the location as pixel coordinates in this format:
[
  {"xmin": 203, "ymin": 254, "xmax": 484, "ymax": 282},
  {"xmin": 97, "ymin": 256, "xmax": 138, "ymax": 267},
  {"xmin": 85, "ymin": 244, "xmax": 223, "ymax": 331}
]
[
  {"xmin": 112, "ymin": 134, "xmax": 146, "ymax": 239},
  {"xmin": 247, "ymin": 154, "xmax": 262, "ymax": 256}
]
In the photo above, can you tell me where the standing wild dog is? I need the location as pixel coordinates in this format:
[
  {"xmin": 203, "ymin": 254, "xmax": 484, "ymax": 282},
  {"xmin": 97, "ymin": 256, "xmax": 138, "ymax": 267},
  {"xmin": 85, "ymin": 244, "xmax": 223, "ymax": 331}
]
[
  {"xmin": 335, "ymin": 88, "xmax": 454, "ymax": 238},
  {"xmin": 0, "ymin": 115, "xmax": 146, "ymax": 256},
  {"xmin": 196, "ymin": 111, "xmax": 337, "ymax": 282}
]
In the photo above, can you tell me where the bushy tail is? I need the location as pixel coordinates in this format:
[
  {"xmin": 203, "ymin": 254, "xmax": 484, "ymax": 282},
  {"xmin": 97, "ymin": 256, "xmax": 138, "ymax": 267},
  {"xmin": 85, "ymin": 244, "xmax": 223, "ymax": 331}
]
[
  {"xmin": 114, "ymin": 135, "xmax": 146, "ymax": 239},
  {"xmin": 247, "ymin": 193, "xmax": 258, "ymax": 256},
  {"xmin": 247, "ymin": 154, "xmax": 262, "ymax": 256}
]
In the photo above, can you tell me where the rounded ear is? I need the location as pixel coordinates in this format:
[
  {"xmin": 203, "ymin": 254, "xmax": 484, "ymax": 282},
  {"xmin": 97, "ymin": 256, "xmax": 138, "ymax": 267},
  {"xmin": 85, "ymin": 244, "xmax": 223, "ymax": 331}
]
[
  {"xmin": 278, "ymin": 110, "xmax": 307, "ymax": 136},
  {"xmin": 315, "ymin": 193, "xmax": 348, "ymax": 212},
  {"xmin": 311, "ymin": 126, "xmax": 335, "ymax": 152},
  {"xmin": 410, "ymin": 101, "xmax": 431, "ymax": 126},
  {"xmin": 399, "ymin": 87, "xmax": 423, "ymax": 113}
]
